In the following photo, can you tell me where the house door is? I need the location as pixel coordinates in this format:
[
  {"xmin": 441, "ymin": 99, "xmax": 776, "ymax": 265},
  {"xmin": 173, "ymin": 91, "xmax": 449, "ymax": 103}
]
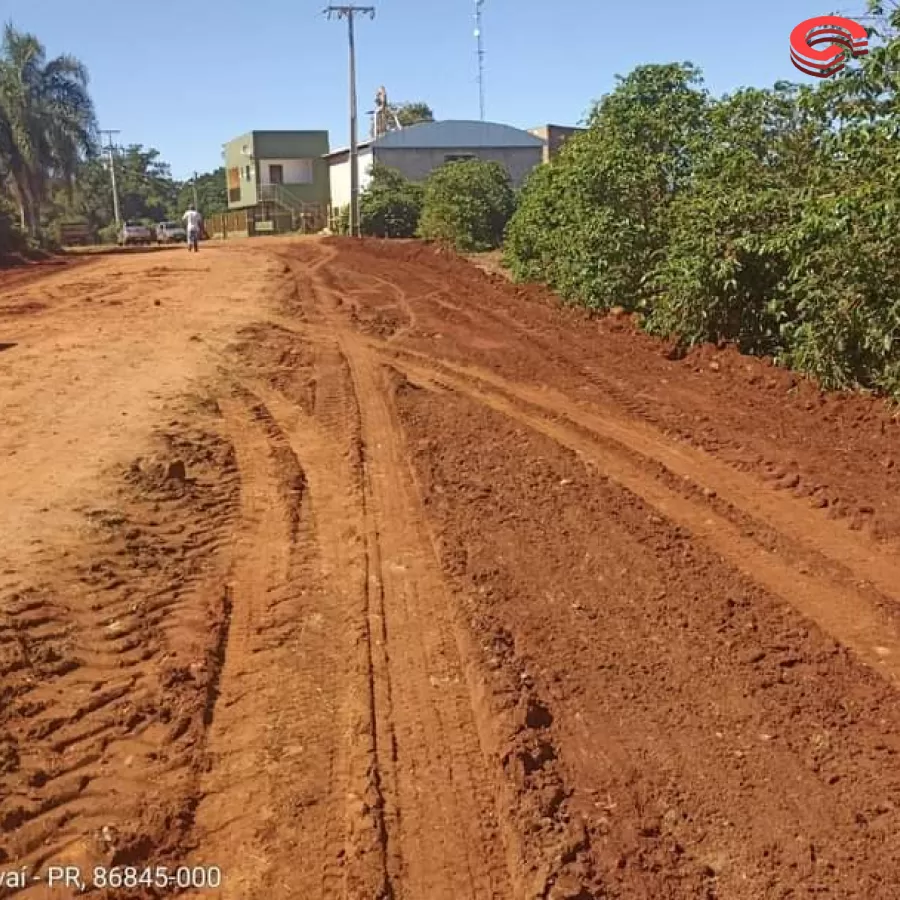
[{"xmin": 268, "ymin": 164, "xmax": 284, "ymax": 184}]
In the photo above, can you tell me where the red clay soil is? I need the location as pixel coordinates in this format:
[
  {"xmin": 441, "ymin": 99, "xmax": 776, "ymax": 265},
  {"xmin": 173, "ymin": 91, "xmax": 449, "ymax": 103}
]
[
  {"xmin": 340, "ymin": 238, "xmax": 899, "ymax": 544},
  {"xmin": 0, "ymin": 235, "xmax": 898, "ymax": 900}
]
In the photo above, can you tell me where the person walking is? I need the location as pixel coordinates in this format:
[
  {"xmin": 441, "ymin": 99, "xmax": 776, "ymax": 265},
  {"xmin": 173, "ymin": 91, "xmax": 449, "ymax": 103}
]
[{"xmin": 182, "ymin": 205, "xmax": 202, "ymax": 252}]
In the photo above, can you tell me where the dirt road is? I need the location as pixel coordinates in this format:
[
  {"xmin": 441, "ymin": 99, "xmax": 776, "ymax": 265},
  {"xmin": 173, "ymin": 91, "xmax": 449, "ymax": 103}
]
[{"xmin": 1, "ymin": 237, "xmax": 898, "ymax": 900}]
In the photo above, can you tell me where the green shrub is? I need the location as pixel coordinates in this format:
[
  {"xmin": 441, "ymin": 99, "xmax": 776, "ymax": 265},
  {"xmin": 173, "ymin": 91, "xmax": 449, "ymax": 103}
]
[
  {"xmin": 645, "ymin": 86, "xmax": 814, "ymax": 352},
  {"xmin": 331, "ymin": 204, "xmax": 350, "ymax": 235},
  {"xmin": 503, "ymin": 48, "xmax": 900, "ymax": 398},
  {"xmin": 505, "ymin": 63, "xmax": 709, "ymax": 312},
  {"xmin": 360, "ymin": 163, "xmax": 423, "ymax": 238},
  {"xmin": 779, "ymin": 179, "xmax": 900, "ymax": 395},
  {"xmin": 98, "ymin": 222, "xmax": 120, "ymax": 244},
  {"xmin": 418, "ymin": 158, "xmax": 515, "ymax": 251}
]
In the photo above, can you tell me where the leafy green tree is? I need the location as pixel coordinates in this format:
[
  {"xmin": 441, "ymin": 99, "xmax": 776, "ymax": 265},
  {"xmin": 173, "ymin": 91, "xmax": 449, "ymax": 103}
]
[
  {"xmin": 360, "ymin": 162, "xmax": 423, "ymax": 238},
  {"xmin": 779, "ymin": 185, "xmax": 900, "ymax": 394},
  {"xmin": 418, "ymin": 158, "xmax": 515, "ymax": 251},
  {"xmin": 371, "ymin": 100, "xmax": 434, "ymax": 138},
  {"xmin": 45, "ymin": 155, "xmax": 110, "ymax": 237},
  {"xmin": 504, "ymin": 63, "xmax": 709, "ymax": 311},
  {"xmin": 646, "ymin": 84, "xmax": 820, "ymax": 353},
  {"xmin": 505, "ymin": 42, "xmax": 899, "ymax": 396},
  {"xmin": 114, "ymin": 145, "xmax": 178, "ymax": 222},
  {"xmin": 49, "ymin": 159, "xmax": 224, "ymax": 243},
  {"xmin": 0, "ymin": 24, "xmax": 96, "ymax": 236},
  {"xmin": 48, "ymin": 144, "xmax": 177, "ymax": 232},
  {"xmin": 174, "ymin": 168, "xmax": 228, "ymax": 217},
  {"xmin": 775, "ymin": 10, "xmax": 900, "ymax": 394},
  {"xmin": 394, "ymin": 101, "xmax": 434, "ymax": 127}
]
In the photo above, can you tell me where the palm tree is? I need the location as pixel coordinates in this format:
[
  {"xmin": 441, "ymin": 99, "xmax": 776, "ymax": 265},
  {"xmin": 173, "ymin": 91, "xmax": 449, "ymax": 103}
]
[{"xmin": 0, "ymin": 24, "xmax": 97, "ymax": 236}]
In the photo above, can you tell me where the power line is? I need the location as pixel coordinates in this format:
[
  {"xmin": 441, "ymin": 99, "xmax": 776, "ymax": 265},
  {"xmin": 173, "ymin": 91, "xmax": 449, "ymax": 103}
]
[
  {"xmin": 325, "ymin": 5, "xmax": 375, "ymax": 238},
  {"xmin": 99, "ymin": 129, "xmax": 121, "ymax": 227}
]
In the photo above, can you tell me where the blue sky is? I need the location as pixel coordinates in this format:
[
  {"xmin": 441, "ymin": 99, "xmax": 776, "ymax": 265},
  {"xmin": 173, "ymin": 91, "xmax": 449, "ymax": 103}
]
[{"xmin": 3, "ymin": 0, "xmax": 870, "ymax": 180}]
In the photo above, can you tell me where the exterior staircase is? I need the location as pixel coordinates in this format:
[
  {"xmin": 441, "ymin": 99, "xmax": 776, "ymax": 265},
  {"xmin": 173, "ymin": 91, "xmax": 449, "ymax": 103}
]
[{"xmin": 256, "ymin": 184, "xmax": 326, "ymax": 233}]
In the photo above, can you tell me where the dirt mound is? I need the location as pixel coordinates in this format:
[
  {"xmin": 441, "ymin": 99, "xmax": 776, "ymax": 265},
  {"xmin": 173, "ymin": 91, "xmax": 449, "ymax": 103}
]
[
  {"xmin": 325, "ymin": 238, "xmax": 900, "ymax": 545},
  {"xmin": 393, "ymin": 371, "xmax": 900, "ymax": 899}
]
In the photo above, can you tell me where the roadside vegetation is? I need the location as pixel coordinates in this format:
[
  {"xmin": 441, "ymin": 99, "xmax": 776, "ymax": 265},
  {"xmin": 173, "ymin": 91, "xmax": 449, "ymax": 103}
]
[
  {"xmin": 351, "ymin": 158, "xmax": 514, "ymax": 251},
  {"xmin": 0, "ymin": 24, "xmax": 226, "ymax": 255},
  {"xmin": 418, "ymin": 159, "xmax": 514, "ymax": 251},
  {"xmin": 2, "ymin": 7, "xmax": 897, "ymax": 398},
  {"xmin": 360, "ymin": 163, "xmax": 423, "ymax": 238},
  {"xmin": 504, "ymin": 2, "xmax": 900, "ymax": 397},
  {"xmin": 0, "ymin": 24, "xmax": 95, "ymax": 255}
]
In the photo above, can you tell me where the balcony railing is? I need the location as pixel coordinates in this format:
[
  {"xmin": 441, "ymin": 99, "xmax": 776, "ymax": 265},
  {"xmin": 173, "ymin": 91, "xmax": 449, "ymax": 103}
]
[{"xmin": 257, "ymin": 183, "xmax": 310, "ymax": 211}]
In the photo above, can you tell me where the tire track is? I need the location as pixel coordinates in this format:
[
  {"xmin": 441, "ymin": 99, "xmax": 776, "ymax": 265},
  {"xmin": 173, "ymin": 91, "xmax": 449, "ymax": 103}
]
[
  {"xmin": 277, "ymin": 259, "xmax": 599, "ymax": 897},
  {"xmin": 339, "ymin": 337, "xmax": 513, "ymax": 900},
  {"xmin": 238, "ymin": 374, "xmax": 394, "ymax": 900},
  {"xmin": 185, "ymin": 386, "xmax": 359, "ymax": 900},
  {"xmin": 0, "ymin": 415, "xmax": 239, "ymax": 898},
  {"xmin": 259, "ymin": 312, "xmax": 900, "ymax": 623},
  {"xmin": 371, "ymin": 348, "xmax": 900, "ymax": 685},
  {"xmin": 230, "ymin": 294, "xmax": 520, "ymax": 897},
  {"xmin": 260, "ymin": 283, "xmax": 900, "ymax": 688}
]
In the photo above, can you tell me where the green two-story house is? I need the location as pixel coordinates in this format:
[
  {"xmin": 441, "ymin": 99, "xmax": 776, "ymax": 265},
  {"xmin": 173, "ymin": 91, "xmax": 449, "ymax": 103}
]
[{"xmin": 223, "ymin": 130, "xmax": 330, "ymax": 231}]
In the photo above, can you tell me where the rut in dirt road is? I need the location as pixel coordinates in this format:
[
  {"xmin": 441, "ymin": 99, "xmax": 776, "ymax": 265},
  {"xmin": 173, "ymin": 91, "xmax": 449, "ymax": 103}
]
[
  {"xmin": 373, "ymin": 347, "xmax": 900, "ymax": 682},
  {"xmin": 0, "ymin": 245, "xmax": 294, "ymax": 900},
  {"xmin": 259, "ymin": 237, "xmax": 900, "ymax": 899},
  {"xmin": 3, "ymin": 237, "xmax": 900, "ymax": 900},
  {"xmin": 0, "ymin": 403, "xmax": 240, "ymax": 898},
  {"xmin": 203, "ymin": 305, "xmax": 527, "ymax": 898}
]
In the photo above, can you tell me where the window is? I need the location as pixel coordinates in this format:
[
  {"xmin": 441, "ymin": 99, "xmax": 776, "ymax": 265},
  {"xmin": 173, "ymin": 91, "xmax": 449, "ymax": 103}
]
[
  {"xmin": 293, "ymin": 159, "xmax": 314, "ymax": 184},
  {"xmin": 227, "ymin": 167, "xmax": 241, "ymax": 204},
  {"xmin": 444, "ymin": 153, "xmax": 477, "ymax": 163},
  {"xmin": 268, "ymin": 164, "xmax": 284, "ymax": 184},
  {"xmin": 244, "ymin": 165, "xmax": 253, "ymax": 181}
]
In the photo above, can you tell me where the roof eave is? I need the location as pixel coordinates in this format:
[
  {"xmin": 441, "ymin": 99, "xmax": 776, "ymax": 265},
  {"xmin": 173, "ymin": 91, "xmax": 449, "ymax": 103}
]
[{"xmin": 323, "ymin": 141, "xmax": 374, "ymax": 160}]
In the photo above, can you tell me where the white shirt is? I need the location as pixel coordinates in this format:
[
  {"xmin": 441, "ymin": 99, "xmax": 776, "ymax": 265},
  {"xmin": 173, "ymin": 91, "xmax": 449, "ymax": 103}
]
[{"xmin": 183, "ymin": 210, "xmax": 202, "ymax": 230}]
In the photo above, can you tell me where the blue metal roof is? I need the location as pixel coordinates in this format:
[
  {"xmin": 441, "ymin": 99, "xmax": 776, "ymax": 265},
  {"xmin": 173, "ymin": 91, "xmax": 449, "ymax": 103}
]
[{"xmin": 374, "ymin": 120, "xmax": 543, "ymax": 150}]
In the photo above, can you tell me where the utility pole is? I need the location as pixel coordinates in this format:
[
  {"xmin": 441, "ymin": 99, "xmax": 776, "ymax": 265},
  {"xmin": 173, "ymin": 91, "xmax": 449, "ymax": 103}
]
[
  {"xmin": 475, "ymin": 0, "xmax": 485, "ymax": 120},
  {"xmin": 192, "ymin": 171, "xmax": 199, "ymax": 209},
  {"xmin": 99, "ymin": 129, "xmax": 121, "ymax": 227},
  {"xmin": 325, "ymin": 5, "xmax": 375, "ymax": 237}
]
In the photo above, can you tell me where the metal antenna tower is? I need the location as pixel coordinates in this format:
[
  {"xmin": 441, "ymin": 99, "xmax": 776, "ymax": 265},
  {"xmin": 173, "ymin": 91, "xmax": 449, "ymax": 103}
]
[
  {"xmin": 325, "ymin": 5, "xmax": 376, "ymax": 238},
  {"xmin": 475, "ymin": 0, "xmax": 485, "ymax": 120}
]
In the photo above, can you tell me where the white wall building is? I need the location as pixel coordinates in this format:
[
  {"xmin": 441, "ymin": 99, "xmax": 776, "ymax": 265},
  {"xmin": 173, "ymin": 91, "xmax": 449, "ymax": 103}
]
[
  {"xmin": 327, "ymin": 146, "xmax": 374, "ymax": 209},
  {"xmin": 257, "ymin": 158, "xmax": 315, "ymax": 186},
  {"xmin": 325, "ymin": 120, "xmax": 545, "ymax": 210}
]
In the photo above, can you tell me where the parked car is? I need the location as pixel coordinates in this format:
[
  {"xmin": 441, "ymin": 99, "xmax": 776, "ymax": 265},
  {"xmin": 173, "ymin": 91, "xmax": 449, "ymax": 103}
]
[
  {"xmin": 156, "ymin": 221, "xmax": 186, "ymax": 244},
  {"xmin": 119, "ymin": 222, "xmax": 153, "ymax": 246}
]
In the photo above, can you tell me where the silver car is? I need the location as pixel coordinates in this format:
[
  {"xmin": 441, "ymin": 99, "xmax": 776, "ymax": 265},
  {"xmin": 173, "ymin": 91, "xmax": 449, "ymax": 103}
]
[
  {"xmin": 119, "ymin": 222, "xmax": 153, "ymax": 246},
  {"xmin": 156, "ymin": 221, "xmax": 187, "ymax": 244}
]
